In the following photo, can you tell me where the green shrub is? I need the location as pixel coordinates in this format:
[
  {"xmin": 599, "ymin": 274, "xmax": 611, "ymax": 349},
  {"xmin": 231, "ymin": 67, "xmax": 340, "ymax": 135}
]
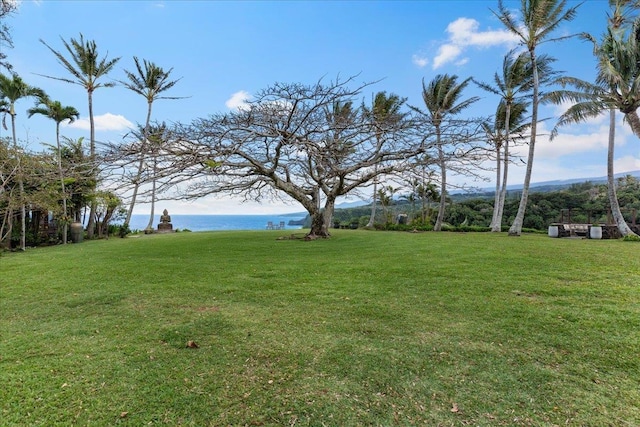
[
  {"xmin": 118, "ymin": 223, "xmax": 131, "ymax": 238},
  {"xmin": 623, "ymin": 234, "xmax": 640, "ymax": 242}
]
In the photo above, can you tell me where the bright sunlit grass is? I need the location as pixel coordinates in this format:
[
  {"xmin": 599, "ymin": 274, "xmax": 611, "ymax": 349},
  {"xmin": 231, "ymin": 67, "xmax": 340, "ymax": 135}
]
[{"xmin": 1, "ymin": 230, "xmax": 638, "ymax": 425}]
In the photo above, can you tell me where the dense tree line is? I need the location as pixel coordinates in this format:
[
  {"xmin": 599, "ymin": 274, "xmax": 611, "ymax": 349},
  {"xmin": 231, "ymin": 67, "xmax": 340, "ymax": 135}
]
[{"xmin": 331, "ymin": 176, "xmax": 640, "ymax": 232}]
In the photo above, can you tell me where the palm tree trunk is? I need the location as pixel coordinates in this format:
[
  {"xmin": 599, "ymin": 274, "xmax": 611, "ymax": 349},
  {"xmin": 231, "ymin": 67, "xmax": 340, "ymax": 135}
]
[
  {"xmin": 53, "ymin": 124, "xmax": 69, "ymax": 244},
  {"xmin": 496, "ymin": 140, "xmax": 510, "ymax": 231},
  {"xmin": 608, "ymin": 108, "xmax": 636, "ymax": 236},
  {"xmin": 434, "ymin": 127, "xmax": 446, "ymax": 231},
  {"xmin": 145, "ymin": 155, "xmax": 157, "ymax": 232},
  {"xmin": 490, "ymin": 143, "xmax": 502, "ymax": 231},
  {"xmin": 493, "ymin": 102, "xmax": 512, "ymax": 232},
  {"xmin": 126, "ymin": 101, "xmax": 153, "ymax": 225},
  {"xmin": 10, "ymin": 114, "xmax": 26, "ymax": 251},
  {"xmin": 125, "ymin": 157, "xmax": 144, "ymax": 226},
  {"xmin": 86, "ymin": 91, "xmax": 97, "ymax": 239},
  {"xmin": 509, "ymin": 50, "xmax": 539, "ymax": 236}
]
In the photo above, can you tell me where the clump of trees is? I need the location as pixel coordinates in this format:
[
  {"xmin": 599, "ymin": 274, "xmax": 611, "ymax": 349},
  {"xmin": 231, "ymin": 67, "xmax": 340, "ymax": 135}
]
[{"xmin": 330, "ymin": 176, "xmax": 640, "ymax": 233}]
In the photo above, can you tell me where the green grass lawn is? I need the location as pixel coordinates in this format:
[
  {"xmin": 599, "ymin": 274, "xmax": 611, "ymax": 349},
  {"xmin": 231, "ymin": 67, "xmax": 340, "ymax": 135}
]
[{"xmin": 1, "ymin": 230, "xmax": 638, "ymax": 426}]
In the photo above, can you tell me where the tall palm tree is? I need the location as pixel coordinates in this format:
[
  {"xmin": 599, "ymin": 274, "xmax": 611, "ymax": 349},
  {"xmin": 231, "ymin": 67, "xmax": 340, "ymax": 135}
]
[
  {"xmin": 414, "ymin": 74, "xmax": 479, "ymax": 231},
  {"xmin": 40, "ymin": 33, "xmax": 121, "ymax": 239},
  {"xmin": 549, "ymin": 1, "xmax": 640, "ymax": 236},
  {"xmin": 481, "ymin": 99, "xmax": 530, "ymax": 231},
  {"xmin": 27, "ymin": 96, "xmax": 80, "ymax": 244},
  {"xmin": 0, "ymin": 72, "xmax": 45, "ymax": 250},
  {"xmin": 119, "ymin": 57, "xmax": 182, "ymax": 227},
  {"xmin": 493, "ymin": 0, "xmax": 580, "ymax": 236},
  {"xmin": 475, "ymin": 52, "xmax": 532, "ymax": 231},
  {"xmin": 362, "ymin": 92, "xmax": 406, "ymax": 228}
]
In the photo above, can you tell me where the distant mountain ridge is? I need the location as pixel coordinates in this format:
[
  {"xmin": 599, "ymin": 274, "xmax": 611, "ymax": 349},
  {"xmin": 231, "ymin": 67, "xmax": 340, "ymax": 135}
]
[
  {"xmin": 505, "ymin": 169, "xmax": 640, "ymax": 191},
  {"xmin": 292, "ymin": 170, "xmax": 640, "ymax": 214}
]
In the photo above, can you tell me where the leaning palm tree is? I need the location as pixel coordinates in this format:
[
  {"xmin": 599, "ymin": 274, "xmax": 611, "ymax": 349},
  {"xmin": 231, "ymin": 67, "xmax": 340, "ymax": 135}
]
[
  {"xmin": 0, "ymin": 72, "xmax": 45, "ymax": 250},
  {"xmin": 362, "ymin": 92, "xmax": 406, "ymax": 228},
  {"xmin": 27, "ymin": 96, "xmax": 80, "ymax": 244},
  {"xmin": 39, "ymin": 33, "xmax": 121, "ymax": 239},
  {"xmin": 119, "ymin": 57, "xmax": 182, "ymax": 227},
  {"xmin": 493, "ymin": 0, "xmax": 580, "ymax": 236},
  {"xmin": 481, "ymin": 99, "xmax": 530, "ymax": 231},
  {"xmin": 413, "ymin": 74, "xmax": 479, "ymax": 231},
  {"xmin": 548, "ymin": 1, "xmax": 640, "ymax": 236},
  {"xmin": 475, "ymin": 51, "xmax": 534, "ymax": 231}
]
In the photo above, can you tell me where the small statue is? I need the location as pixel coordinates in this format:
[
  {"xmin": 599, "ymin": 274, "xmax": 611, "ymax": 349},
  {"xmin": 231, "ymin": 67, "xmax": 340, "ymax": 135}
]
[
  {"xmin": 160, "ymin": 209, "xmax": 171, "ymax": 223},
  {"xmin": 157, "ymin": 209, "xmax": 173, "ymax": 232}
]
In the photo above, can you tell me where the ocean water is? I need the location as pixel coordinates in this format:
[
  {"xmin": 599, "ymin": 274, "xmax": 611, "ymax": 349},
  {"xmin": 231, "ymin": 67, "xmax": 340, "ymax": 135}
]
[{"xmin": 125, "ymin": 214, "xmax": 307, "ymax": 232}]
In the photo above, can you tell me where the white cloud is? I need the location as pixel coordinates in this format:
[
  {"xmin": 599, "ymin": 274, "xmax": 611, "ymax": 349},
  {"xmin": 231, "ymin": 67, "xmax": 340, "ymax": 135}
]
[
  {"xmin": 66, "ymin": 113, "xmax": 134, "ymax": 132},
  {"xmin": 615, "ymin": 155, "xmax": 640, "ymax": 173},
  {"xmin": 431, "ymin": 17, "xmax": 519, "ymax": 69},
  {"xmin": 225, "ymin": 90, "xmax": 251, "ymax": 110},
  {"xmin": 412, "ymin": 54, "xmax": 428, "ymax": 68},
  {"xmin": 433, "ymin": 44, "xmax": 463, "ymax": 69}
]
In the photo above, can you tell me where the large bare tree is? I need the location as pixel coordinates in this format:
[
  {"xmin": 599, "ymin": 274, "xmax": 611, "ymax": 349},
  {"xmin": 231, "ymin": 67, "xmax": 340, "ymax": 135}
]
[{"xmin": 169, "ymin": 77, "xmax": 422, "ymax": 238}]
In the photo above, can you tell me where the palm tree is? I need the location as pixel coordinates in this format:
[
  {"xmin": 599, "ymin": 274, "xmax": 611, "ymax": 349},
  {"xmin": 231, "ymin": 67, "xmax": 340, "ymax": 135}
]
[
  {"xmin": 414, "ymin": 74, "xmax": 479, "ymax": 231},
  {"xmin": 363, "ymin": 92, "xmax": 406, "ymax": 228},
  {"xmin": 0, "ymin": 72, "xmax": 45, "ymax": 250},
  {"xmin": 27, "ymin": 96, "xmax": 80, "ymax": 244},
  {"xmin": 40, "ymin": 33, "xmax": 121, "ymax": 239},
  {"xmin": 119, "ymin": 57, "xmax": 182, "ymax": 227},
  {"xmin": 141, "ymin": 122, "xmax": 169, "ymax": 232},
  {"xmin": 481, "ymin": 99, "xmax": 530, "ymax": 231},
  {"xmin": 377, "ymin": 185, "xmax": 397, "ymax": 225},
  {"xmin": 493, "ymin": 0, "xmax": 580, "ymax": 236},
  {"xmin": 548, "ymin": 1, "xmax": 640, "ymax": 236},
  {"xmin": 474, "ymin": 51, "xmax": 534, "ymax": 231}
]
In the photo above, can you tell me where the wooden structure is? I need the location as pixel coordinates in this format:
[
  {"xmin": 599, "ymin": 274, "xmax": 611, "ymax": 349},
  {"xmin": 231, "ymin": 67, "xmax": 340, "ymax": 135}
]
[{"xmin": 550, "ymin": 208, "xmax": 636, "ymax": 239}]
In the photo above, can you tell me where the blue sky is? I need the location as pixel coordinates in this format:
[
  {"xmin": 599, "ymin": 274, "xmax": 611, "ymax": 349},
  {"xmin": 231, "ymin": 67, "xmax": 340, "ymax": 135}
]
[{"xmin": 3, "ymin": 0, "xmax": 638, "ymax": 214}]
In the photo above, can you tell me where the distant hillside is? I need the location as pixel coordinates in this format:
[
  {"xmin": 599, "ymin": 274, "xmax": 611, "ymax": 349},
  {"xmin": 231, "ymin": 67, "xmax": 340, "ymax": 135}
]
[
  {"xmin": 283, "ymin": 170, "xmax": 640, "ymax": 215},
  {"xmin": 509, "ymin": 170, "xmax": 640, "ymax": 191},
  {"xmin": 453, "ymin": 170, "xmax": 640, "ymax": 200}
]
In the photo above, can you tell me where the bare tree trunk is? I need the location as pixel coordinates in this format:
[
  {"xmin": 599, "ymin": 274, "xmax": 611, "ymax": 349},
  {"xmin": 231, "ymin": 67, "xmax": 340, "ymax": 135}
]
[
  {"xmin": 308, "ymin": 210, "xmax": 329, "ymax": 238},
  {"xmin": 322, "ymin": 197, "xmax": 336, "ymax": 236},
  {"xmin": 608, "ymin": 108, "xmax": 636, "ymax": 236},
  {"xmin": 87, "ymin": 91, "xmax": 97, "ymax": 239}
]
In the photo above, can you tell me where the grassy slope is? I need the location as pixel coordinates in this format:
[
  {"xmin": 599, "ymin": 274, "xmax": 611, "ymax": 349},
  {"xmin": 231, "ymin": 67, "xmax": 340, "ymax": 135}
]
[{"xmin": 1, "ymin": 231, "xmax": 638, "ymax": 426}]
